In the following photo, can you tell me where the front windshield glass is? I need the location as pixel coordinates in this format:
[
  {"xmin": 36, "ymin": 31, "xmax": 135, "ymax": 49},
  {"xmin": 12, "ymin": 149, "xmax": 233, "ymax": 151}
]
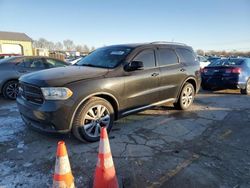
[{"xmin": 76, "ymin": 47, "xmax": 132, "ymax": 68}]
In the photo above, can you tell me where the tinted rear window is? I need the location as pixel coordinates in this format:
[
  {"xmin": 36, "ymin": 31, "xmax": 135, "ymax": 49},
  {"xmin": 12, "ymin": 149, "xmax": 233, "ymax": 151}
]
[
  {"xmin": 158, "ymin": 48, "xmax": 178, "ymax": 66},
  {"xmin": 176, "ymin": 48, "xmax": 196, "ymax": 63},
  {"xmin": 209, "ymin": 59, "xmax": 244, "ymax": 67}
]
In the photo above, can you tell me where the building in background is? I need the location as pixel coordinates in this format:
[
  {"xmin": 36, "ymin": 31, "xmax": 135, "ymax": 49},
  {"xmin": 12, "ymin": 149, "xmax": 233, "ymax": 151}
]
[{"xmin": 0, "ymin": 31, "xmax": 33, "ymax": 55}]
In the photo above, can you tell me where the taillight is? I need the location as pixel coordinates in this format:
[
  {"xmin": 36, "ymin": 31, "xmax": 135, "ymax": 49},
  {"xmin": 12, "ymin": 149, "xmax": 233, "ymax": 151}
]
[
  {"xmin": 225, "ymin": 69, "xmax": 232, "ymax": 74},
  {"xmin": 203, "ymin": 68, "xmax": 208, "ymax": 73},
  {"xmin": 232, "ymin": 67, "xmax": 241, "ymax": 74}
]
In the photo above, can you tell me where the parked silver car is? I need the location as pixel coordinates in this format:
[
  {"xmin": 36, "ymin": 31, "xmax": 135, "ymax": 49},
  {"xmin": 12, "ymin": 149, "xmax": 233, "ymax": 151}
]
[{"xmin": 0, "ymin": 56, "xmax": 68, "ymax": 99}]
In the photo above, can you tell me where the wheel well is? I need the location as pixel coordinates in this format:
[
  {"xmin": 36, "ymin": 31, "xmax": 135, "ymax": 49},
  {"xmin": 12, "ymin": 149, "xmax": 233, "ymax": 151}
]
[
  {"xmin": 95, "ymin": 94, "xmax": 119, "ymax": 120},
  {"xmin": 185, "ymin": 78, "xmax": 197, "ymax": 92}
]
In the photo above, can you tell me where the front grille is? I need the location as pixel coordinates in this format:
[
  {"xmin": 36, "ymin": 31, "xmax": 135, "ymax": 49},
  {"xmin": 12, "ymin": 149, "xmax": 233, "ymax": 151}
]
[{"xmin": 20, "ymin": 82, "xmax": 44, "ymax": 104}]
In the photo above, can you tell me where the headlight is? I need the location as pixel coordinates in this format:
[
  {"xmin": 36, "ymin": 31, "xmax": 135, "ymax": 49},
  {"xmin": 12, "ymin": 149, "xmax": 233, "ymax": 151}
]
[{"xmin": 41, "ymin": 87, "xmax": 73, "ymax": 100}]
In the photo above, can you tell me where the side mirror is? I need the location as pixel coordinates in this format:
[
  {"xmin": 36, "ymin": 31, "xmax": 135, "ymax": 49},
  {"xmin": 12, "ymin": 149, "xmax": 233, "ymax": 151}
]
[{"xmin": 125, "ymin": 61, "xmax": 144, "ymax": 71}]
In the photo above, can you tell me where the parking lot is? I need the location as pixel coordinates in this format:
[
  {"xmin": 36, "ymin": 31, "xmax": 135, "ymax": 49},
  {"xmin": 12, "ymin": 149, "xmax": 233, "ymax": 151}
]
[{"xmin": 0, "ymin": 90, "xmax": 250, "ymax": 188}]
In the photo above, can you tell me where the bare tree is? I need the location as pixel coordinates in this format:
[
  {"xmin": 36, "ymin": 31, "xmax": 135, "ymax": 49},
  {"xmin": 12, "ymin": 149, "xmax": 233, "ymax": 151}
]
[
  {"xmin": 196, "ymin": 49, "xmax": 205, "ymax": 56},
  {"xmin": 63, "ymin": 40, "xmax": 75, "ymax": 51},
  {"xmin": 82, "ymin": 45, "xmax": 90, "ymax": 53},
  {"xmin": 90, "ymin": 46, "xmax": 95, "ymax": 52},
  {"xmin": 75, "ymin": 45, "xmax": 83, "ymax": 52},
  {"xmin": 33, "ymin": 38, "xmax": 49, "ymax": 48},
  {"xmin": 54, "ymin": 42, "xmax": 64, "ymax": 51},
  {"xmin": 33, "ymin": 37, "xmax": 94, "ymax": 54},
  {"xmin": 47, "ymin": 41, "xmax": 55, "ymax": 51}
]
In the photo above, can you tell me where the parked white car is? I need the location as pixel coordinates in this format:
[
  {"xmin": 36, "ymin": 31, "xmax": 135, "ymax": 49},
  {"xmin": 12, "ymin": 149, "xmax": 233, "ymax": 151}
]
[
  {"xmin": 68, "ymin": 57, "xmax": 83, "ymax": 65},
  {"xmin": 198, "ymin": 55, "xmax": 211, "ymax": 68}
]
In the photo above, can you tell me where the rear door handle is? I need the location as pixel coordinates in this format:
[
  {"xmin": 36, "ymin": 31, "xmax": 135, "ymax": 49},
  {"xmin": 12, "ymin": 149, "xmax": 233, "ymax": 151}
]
[
  {"xmin": 180, "ymin": 68, "xmax": 186, "ymax": 72},
  {"xmin": 151, "ymin": 72, "xmax": 159, "ymax": 77}
]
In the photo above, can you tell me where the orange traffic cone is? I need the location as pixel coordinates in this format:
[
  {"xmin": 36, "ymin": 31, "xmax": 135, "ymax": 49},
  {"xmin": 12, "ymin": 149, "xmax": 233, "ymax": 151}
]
[
  {"xmin": 93, "ymin": 127, "xmax": 119, "ymax": 188},
  {"xmin": 53, "ymin": 141, "xmax": 75, "ymax": 188}
]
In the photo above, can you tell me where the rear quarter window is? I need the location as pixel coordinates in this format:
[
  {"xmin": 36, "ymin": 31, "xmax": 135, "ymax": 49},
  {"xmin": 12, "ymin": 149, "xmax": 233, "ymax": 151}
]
[{"xmin": 176, "ymin": 48, "xmax": 196, "ymax": 64}]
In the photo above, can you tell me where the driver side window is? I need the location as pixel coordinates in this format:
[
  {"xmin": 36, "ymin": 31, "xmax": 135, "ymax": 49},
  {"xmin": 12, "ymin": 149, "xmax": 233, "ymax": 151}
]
[{"xmin": 133, "ymin": 49, "xmax": 156, "ymax": 69}]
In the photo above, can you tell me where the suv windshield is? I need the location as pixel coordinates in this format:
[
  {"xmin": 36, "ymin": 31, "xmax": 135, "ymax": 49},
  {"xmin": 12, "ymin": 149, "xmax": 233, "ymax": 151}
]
[
  {"xmin": 209, "ymin": 59, "xmax": 244, "ymax": 67},
  {"xmin": 76, "ymin": 47, "xmax": 132, "ymax": 68}
]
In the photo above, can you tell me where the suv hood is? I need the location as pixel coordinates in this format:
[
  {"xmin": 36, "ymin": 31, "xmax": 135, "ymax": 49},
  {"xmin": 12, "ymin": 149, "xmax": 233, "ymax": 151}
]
[{"xmin": 19, "ymin": 66, "xmax": 109, "ymax": 87}]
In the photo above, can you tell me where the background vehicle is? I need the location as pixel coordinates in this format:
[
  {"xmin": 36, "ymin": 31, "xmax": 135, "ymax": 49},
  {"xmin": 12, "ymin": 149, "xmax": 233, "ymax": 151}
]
[
  {"xmin": 197, "ymin": 55, "xmax": 211, "ymax": 68},
  {"xmin": 0, "ymin": 53, "xmax": 21, "ymax": 60},
  {"xmin": 0, "ymin": 56, "xmax": 68, "ymax": 99},
  {"xmin": 207, "ymin": 56, "xmax": 221, "ymax": 63},
  {"xmin": 201, "ymin": 58, "xmax": 250, "ymax": 94},
  {"xmin": 17, "ymin": 42, "xmax": 201, "ymax": 142},
  {"xmin": 68, "ymin": 57, "xmax": 84, "ymax": 65}
]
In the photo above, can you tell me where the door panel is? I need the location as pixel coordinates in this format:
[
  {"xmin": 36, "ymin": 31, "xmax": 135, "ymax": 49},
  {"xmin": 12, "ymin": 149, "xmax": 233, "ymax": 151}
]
[
  {"xmin": 124, "ymin": 67, "xmax": 160, "ymax": 110},
  {"xmin": 123, "ymin": 48, "xmax": 160, "ymax": 110},
  {"xmin": 158, "ymin": 64, "xmax": 186, "ymax": 100},
  {"xmin": 156, "ymin": 48, "xmax": 187, "ymax": 100}
]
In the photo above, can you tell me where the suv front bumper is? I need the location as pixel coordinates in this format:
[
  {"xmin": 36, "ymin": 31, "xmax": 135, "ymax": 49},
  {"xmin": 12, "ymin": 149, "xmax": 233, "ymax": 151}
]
[{"xmin": 16, "ymin": 94, "xmax": 74, "ymax": 134}]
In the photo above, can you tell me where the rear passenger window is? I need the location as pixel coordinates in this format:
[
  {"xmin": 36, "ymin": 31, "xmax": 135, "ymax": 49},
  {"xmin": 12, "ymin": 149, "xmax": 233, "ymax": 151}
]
[
  {"xmin": 133, "ymin": 49, "xmax": 155, "ymax": 68},
  {"xmin": 19, "ymin": 58, "xmax": 35, "ymax": 67},
  {"xmin": 176, "ymin": 48, "xmax": 196, "ymax": 63},
  {"xmin": 158, "ymin": 48, "xmax": 178, "ymax": 66}
]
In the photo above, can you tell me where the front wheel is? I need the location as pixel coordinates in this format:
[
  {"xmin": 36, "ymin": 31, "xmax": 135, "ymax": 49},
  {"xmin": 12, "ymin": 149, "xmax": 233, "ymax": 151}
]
[
  {"xmin": 3, "ymin": 80, "xmax": 19, "ymax": 100},
  {"xmin": 72, "ymin": 97, "xmax": 114, "ymax": 142},
  {"xmin": 174, "ymin": 83, "xmax": 195, "ymax": 110},
  {"xmin": 240, "ymin": 79, "xmax": 250, "ymax": 95}
]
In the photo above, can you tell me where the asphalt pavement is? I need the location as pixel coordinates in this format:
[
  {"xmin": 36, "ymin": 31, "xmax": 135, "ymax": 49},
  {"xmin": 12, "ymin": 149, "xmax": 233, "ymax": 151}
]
[{"xmin": 0, "ymin": 90, "xmax": 250, "ymax": 188}]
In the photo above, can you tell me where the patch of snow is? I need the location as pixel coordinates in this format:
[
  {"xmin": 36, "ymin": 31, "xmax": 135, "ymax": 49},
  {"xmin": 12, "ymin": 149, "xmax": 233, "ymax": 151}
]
[{"xmin": 0, "ymin": 103, "xmax": 25, "ymax": 143}]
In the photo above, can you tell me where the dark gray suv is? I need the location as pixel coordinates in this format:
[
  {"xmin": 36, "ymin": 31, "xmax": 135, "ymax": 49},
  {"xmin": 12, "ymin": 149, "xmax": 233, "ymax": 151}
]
[{"xmin": 17, "ymin": 42, "xmax": 201, "ymax": 142}]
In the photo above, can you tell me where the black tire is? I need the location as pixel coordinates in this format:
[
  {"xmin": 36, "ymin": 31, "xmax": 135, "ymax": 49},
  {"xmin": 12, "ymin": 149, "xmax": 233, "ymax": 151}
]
[
  {"xmin": 240, "ymin": 79, "xmax": 250, "ymax": 95},
  {"xmin": 72, "ymin": 97, "xmax": 114, "ymax": 142},
  {"xmin": 174, "ymin": 83, "xmax": 195, "ymax": 110},
  {"xmin": 3, "ymin": 80, "xmax": 19, "ymax": 100}
]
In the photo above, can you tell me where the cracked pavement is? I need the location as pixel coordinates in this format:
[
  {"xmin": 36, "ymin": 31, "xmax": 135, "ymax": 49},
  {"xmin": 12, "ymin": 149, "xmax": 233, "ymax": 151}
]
[{"xmin": 0, "ymin": 90, "xmax": 250, "ymax": 187}]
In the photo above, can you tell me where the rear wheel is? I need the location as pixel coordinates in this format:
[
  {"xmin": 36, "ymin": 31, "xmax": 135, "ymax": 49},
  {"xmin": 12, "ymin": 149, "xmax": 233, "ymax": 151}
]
[
  {"xmin": 174, "ymin": 83, "xmax": 195, "ymax": 110},
  {"xmin": 3, "ymin": 80, "xmax": 19, "ymax": 100},
  {"xmin": 240, "ymin": 79, "xmax": 250, "ymax": 95},
  {"xmin": 72, "ymin": 97, "xmax": 114, "ymax": 142}
]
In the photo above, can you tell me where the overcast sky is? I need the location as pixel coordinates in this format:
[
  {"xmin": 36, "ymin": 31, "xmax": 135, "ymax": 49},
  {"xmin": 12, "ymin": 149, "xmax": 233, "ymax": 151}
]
[{"xmin": 0, "ymin": 0, "xmax": 249, "ymax": 51}]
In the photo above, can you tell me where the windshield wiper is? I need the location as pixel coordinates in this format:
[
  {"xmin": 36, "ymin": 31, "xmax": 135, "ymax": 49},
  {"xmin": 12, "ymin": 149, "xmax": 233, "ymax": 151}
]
[{"xmin": 81, "ymin": 63, "xmax": 97, "ymax": 67}]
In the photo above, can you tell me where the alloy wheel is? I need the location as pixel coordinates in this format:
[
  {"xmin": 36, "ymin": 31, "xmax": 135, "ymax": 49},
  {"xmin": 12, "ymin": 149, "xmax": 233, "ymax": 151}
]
[
  {"xmin": 6, "ymin": 82, "xmax": 19, "ymax": 99},
  {"xmin": 81, "ymin": 105, "xmax": 110, "ymax": 138},
  {"xmin": 181, "ymin": 85, "xmax": 193, "ymax": 108}
]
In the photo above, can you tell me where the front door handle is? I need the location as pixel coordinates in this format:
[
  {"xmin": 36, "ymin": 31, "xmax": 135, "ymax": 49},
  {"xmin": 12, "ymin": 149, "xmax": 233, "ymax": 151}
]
[
  {"xmin": 151, "ymin": 72, "xmax": 159, "ymax": 77},
  {"xmin": 180, "ymin": 68, "xmax": 186, "ymax": 72}
]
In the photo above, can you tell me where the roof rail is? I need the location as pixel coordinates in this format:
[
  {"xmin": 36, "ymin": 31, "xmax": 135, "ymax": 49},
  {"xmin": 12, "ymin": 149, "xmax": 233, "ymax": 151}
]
[{"xmin": 150, "ymin": 41, "xmax": 187, "ymax": 46}]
